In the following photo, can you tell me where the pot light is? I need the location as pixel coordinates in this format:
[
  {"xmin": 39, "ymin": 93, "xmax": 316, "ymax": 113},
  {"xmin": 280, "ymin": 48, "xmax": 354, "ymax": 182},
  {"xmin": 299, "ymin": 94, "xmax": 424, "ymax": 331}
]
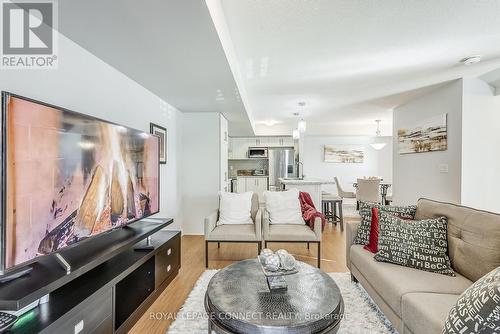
[
  {"xmin": 292, "ymin": 129, "xmax": 300, "ymax": 140},
  {"xmin": 460, "ymin": 55, "xmax": 481, "ymax": 66},
  {"xmin": 369, "ymin": 120, "xmax": 387, "ymax": 150}
]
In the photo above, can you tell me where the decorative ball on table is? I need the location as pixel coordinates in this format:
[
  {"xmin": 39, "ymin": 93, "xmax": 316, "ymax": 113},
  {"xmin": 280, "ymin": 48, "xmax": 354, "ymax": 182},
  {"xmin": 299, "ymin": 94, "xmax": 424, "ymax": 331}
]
[
  {"xmin": 281, "ymin": 254, "xmax": 296, "ymax": 271},
  {"xmin": 275, "ymin": 249, "xmax": 288, "ymax": 257},
  {"xmin": 259, "ymin": 248, "xmax": 274, "ymax": 264},
  {"xmin": 276, "ymin": 249, "xmax": 289, "ymax": 268},
  {"xmin": 264, "ymin": 254, "xmax": 281, "ymax": 272}
]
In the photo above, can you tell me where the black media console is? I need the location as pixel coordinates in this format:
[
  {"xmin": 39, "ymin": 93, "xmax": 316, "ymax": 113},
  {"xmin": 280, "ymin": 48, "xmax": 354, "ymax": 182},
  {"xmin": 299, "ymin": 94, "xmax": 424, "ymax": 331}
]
[{"xmin": 0, "ymin": 218, "xmax": 180, "ymax": 334}]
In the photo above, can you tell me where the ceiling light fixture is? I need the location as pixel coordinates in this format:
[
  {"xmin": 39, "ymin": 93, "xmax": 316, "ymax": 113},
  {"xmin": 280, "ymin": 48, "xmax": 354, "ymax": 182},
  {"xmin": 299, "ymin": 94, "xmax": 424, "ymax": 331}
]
[
  {"xmin": 369, "ymin": 120, "xmax": 387, "ymax": 150},
  {"xmin": 298, "ymin": 119, "xmax": 307, "ymax": 132},
  {"xmin": 460, "ymin": 55, "xmax": 481, "ymax": 66},
  {"xmin": 263, "ymin": 120, "xmax": 277, "ymax": 127},
  {"xmin": 297, "ymin": 102, "xmax": 307, "ymax": 133}
]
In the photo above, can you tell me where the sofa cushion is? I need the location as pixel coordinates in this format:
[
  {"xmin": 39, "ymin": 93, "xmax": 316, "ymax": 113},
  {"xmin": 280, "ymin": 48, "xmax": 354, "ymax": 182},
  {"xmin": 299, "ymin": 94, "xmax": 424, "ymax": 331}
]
[
  {"xmin": 267, "ymin": 224, "xmax": 317, "ymax": 241},
  {"xmin": 416, "ymin": 198, "xmax": 500, "ymax": 281},
  {"xmin": 209, "ymin": 224, "xmax": 257, "ymax": 241},
  {"xmin": 354, "ymin": 202, "xmax": 416, "ymax": 245},
  {"xmin": 443, "ymin": 266, "xmax": 500, "ymax": 334},
  {"xmin": 375, "ymin": 212, "xmax": 455, "ymax": 276},
  {"xmin": 402, "ymin": 293, "xmax": 459, "ymax": 334},
  {"xmin": 350, "ymin": 245, "xmax": 472, "ymax": 316}
]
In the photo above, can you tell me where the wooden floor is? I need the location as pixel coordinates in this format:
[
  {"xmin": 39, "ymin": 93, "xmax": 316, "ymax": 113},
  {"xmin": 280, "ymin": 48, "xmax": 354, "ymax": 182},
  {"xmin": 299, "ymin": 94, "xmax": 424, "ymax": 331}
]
[{"xmin": 130, "ymin": 221, "xmax": 352, "ymax": 334}]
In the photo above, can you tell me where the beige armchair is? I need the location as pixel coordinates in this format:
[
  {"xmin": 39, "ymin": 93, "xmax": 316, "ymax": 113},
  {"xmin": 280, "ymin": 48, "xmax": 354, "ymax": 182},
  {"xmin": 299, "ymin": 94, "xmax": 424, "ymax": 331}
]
[
  {"xmin": 262, "ymin": 210, "xmax": 322, "ymax": 268},
  {"xmin": 204, "ymin": 193, "xmax": 262, "ymax": 268}
]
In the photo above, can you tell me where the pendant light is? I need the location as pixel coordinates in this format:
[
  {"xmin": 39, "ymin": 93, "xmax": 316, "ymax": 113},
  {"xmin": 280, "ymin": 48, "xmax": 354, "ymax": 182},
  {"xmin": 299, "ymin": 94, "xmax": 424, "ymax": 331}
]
[
  {"xmin": 297, "ymin": 102, "xmax": 307, "ymax": 133},
  {"xmin": 292, "ymin": 128, "xmax": 300, "ymax": 140},
  {"xmin": 370, "ymin": 120, "xmax": 387, "ymax": 150}
]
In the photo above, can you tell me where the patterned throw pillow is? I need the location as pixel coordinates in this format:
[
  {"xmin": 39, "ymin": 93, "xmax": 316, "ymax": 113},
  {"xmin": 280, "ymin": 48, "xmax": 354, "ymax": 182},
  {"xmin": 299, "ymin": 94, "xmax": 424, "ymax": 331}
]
[
  {"xmin": 374, "ymin": 212, "xmax": 455, "ymax": 276},
  {"xmin": 443, "ymin": 266, "xmax": 500, "ymax": 334},
  {"xmin": 353, "ymin": 202, "xmax": 416, "ymax": 245}
]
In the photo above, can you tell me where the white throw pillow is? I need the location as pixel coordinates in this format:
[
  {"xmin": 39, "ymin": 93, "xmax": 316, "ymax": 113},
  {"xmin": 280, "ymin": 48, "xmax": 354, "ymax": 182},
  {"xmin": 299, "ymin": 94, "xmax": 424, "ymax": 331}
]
[
  {"xmin": 217, "ymin": 191, "xmax": 254, "ymax": 225},
  {"xmin": 263, "ymin": 189, "xmax": 304, "ymax": 225}
]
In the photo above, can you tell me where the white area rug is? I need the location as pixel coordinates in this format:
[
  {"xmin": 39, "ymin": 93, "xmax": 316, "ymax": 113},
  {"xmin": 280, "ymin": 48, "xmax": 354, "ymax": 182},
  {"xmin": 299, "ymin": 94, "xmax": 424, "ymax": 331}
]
[{"xmin": 167, "ymin": 271, "xmax": 397, "ymax": 334}]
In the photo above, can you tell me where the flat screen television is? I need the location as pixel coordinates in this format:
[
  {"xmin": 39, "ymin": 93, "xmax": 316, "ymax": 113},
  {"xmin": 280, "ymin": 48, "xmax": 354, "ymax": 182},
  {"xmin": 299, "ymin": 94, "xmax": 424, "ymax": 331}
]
[{"xmin": 0, "ymin": 92, "xmax": 160, "ymax": 273}]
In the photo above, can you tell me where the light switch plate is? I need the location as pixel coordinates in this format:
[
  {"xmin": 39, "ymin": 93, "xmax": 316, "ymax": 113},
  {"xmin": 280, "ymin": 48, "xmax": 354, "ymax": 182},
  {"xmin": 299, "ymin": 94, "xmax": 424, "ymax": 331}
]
[
  {"xmin": 439, "ymin": 164, "xmax": 449, "ymax": 173},
  {"xmin": 74, "ymin": 320, "xmax": 84, "ymax": 334}
]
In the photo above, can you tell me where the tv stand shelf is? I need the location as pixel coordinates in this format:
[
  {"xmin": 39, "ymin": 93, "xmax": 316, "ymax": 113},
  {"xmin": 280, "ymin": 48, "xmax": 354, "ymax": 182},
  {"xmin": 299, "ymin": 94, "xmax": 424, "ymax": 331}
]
[{"xmin": 0, "ymin": 219, "xmax": 180, "ymax": 334}]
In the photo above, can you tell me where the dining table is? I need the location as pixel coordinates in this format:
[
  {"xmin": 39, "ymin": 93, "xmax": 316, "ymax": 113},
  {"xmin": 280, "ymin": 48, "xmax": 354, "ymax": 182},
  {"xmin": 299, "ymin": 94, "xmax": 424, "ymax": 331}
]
[{"xmin": 352, "ymin": 182, "xmax": 392, "ymax": 205}]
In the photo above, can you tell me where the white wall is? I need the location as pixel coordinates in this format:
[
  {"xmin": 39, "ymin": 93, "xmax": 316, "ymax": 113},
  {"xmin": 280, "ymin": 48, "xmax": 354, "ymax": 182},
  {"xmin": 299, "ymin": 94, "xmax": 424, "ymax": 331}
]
[
  {"xmin": 462, "ymin": 78, "xmax": 500, "ymax": 213},
  {"xmin": 0, "ymin": 33, "xmax": 183, "ymax": 229},
  {"xmin": 393, "ymin": 80, "xmax": 463, "ymax": 205},
  {"xmin": 181, "ymin": 112, "xmax": 220, "ymax": 235},
  {"xmin": 302, "ymin": 136, "xmax": 393, "ymax": 195}
]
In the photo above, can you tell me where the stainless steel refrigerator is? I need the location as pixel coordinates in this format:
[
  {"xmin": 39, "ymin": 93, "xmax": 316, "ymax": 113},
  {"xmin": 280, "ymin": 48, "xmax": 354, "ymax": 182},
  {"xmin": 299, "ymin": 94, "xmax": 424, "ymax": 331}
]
[{"xmin": 268, "ymin": 148, "xmax": 295, "ymax": 191}]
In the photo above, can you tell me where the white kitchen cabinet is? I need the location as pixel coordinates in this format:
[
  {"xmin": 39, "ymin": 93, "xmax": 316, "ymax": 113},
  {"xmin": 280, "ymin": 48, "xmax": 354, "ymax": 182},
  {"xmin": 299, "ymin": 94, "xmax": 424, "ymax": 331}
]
[
  {"xmin": 266, "ymin": 137, "xmax": 281, "ymax": 147},
  {"xmin": 280, "ymin": 136, "xmax": 294, "ymax": 147},
  {"xmin": 247, "ymin": 137, "xmax": 268, "ymax": 147},
  {"xmin": 267, "ymin": 136, "xmax": 294, "ymax": 147},
  {"xmin": 229, "ymin": 136, "xmax": 294, "ymax": 158},
  {"xmin": 237, "ymin": 177, "xmax": 268, "ymax": 200},
  {"xmin": 229, "ymin": 137, "xmax": 249, "ymax": 159},
  {"xmin": 219, "ymin": 115, "xmax": 229, "ymax": 192},
  {"xmin": 236, "ymin": 178, "xmax": 247, "ymax": 193}
]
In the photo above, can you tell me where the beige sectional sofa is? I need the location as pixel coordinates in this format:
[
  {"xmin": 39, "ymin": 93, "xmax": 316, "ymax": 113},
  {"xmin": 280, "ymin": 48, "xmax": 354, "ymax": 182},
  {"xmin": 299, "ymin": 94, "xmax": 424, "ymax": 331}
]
[{"xmin": 346, "ymin": 198, "xmax": 500, "ymax": 334}]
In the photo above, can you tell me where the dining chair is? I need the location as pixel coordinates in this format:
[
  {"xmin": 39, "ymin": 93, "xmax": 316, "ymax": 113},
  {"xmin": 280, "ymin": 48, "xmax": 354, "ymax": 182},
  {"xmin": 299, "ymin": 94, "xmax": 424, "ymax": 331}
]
[
  {"xmin": 356, "ymin": 178, "xmax": 381, "ymax": 208},
  {"xmin": 334, "ymin": 176, "xmax": 356, "ymax": 199}
]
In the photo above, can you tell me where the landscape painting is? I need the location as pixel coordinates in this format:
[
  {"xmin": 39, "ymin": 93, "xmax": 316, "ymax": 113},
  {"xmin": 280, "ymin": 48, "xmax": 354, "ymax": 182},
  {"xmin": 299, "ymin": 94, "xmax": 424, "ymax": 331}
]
[
  {"xmin": 398, "ymin": 114, "xmax": 447, "ymax": 154},
  {"xmin": 324, "ymin": 145, "xmax": 364, "ymax": 163}
]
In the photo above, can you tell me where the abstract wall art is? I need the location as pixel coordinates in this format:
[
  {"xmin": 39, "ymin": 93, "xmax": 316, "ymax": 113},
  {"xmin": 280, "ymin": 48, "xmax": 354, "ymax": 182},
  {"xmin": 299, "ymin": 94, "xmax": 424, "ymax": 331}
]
[
  {"xmin": 398, "ymin": 114, "xmax": 447, "ymax": 154},
  {"xmin": 324, "ymin": 145, "xmax": 364, "ymax": 163}
]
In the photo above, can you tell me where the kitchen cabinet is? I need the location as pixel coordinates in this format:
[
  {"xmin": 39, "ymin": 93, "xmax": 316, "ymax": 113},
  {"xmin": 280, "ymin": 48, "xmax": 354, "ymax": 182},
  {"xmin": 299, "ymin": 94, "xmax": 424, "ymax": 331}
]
[
  {"xmin": 229, "ymin": 136, "xmax": 294, "ymax": 158},
  {"xmin": 264, "ymin": 136, "xmax": 294, "ymax": 147},
  {"xmin": 229, "ymin": 137, "xmax": 249, "ymax": 159},
  {"xmin": 280, "ymin": 136, "xmax": 294, "ymax": 147},
  {"xmin": 250, "ymin": 137, "xmax": 268, "ymax": 147},
  {"xmin": 237, "ymin": 177, "xmax": 268, "ymax": 200},
  {"xmin": 220, "ymin": 115, "xmax": 229, "ymax": 192}
]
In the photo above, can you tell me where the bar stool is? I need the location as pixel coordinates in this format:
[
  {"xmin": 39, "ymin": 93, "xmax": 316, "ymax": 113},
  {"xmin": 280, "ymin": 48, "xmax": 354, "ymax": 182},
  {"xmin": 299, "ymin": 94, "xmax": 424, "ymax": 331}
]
[{"xmin": 321, "ymin": 194, "xmax": 344, "ymax": 231}]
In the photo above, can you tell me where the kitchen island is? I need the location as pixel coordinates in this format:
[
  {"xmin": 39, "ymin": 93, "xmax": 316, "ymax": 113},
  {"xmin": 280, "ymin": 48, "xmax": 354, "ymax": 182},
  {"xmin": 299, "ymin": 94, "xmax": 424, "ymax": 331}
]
[{"xmin": 279, "ymin": 178, "xmax": 335, "ymax": 209}]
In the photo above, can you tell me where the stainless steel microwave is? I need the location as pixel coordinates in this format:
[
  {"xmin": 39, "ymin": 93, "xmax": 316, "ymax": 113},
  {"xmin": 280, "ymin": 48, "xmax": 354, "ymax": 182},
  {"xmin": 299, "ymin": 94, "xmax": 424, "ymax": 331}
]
[{"xmin": 248, "ymin": 147, "xmax": 268, "ymax": 158}]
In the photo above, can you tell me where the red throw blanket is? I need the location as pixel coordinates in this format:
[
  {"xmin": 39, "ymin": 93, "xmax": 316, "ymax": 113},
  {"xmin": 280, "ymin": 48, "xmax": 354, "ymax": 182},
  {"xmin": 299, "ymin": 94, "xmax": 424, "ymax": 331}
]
[{"xmin": 299, "ymin": 191, "xmax": 326, "ymax": 231}]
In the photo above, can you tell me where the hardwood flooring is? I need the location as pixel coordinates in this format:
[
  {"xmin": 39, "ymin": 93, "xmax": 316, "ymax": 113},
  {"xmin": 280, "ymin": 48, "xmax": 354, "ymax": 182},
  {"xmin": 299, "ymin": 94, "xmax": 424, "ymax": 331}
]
[{"xmin": 130, "ymin": 221, "xmax": 353, "ymax": 334}]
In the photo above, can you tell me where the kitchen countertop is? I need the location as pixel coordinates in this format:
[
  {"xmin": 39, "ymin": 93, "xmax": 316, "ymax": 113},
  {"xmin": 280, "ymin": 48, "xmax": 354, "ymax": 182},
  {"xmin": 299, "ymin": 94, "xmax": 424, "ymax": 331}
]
[
  {"xmin": 278, "ymin": 178, "xmax": 335, "ymax": 185},
  {"xmin": 234, "ymin": 175, "xmax": 269, "ymax": 178}
]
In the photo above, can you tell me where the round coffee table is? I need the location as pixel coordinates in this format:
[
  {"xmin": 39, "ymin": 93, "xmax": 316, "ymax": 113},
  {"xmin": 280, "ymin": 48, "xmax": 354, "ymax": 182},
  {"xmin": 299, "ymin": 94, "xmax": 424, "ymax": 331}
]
[{"xmin": 205, "ymin": 259, "xmax": 344, "ymax": 333}]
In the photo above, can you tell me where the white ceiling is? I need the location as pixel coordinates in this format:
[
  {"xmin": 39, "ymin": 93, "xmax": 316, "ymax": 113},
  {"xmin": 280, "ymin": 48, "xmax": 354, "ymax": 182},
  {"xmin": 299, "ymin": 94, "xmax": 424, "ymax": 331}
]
[
  {"xmin": 209, "ymin": 0, "xmax": 500, "ymax": 135},
  {"xmin": 57, "ymin": 0, "xmax": 255, "ymax": 135}
]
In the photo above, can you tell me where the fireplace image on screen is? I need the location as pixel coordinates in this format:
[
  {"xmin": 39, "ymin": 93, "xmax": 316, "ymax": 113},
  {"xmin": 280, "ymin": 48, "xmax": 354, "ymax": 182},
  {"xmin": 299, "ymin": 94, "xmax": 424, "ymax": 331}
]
[{"xmin": 3, "ymin": 93, "xmax": 160, "ymax": 271}]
